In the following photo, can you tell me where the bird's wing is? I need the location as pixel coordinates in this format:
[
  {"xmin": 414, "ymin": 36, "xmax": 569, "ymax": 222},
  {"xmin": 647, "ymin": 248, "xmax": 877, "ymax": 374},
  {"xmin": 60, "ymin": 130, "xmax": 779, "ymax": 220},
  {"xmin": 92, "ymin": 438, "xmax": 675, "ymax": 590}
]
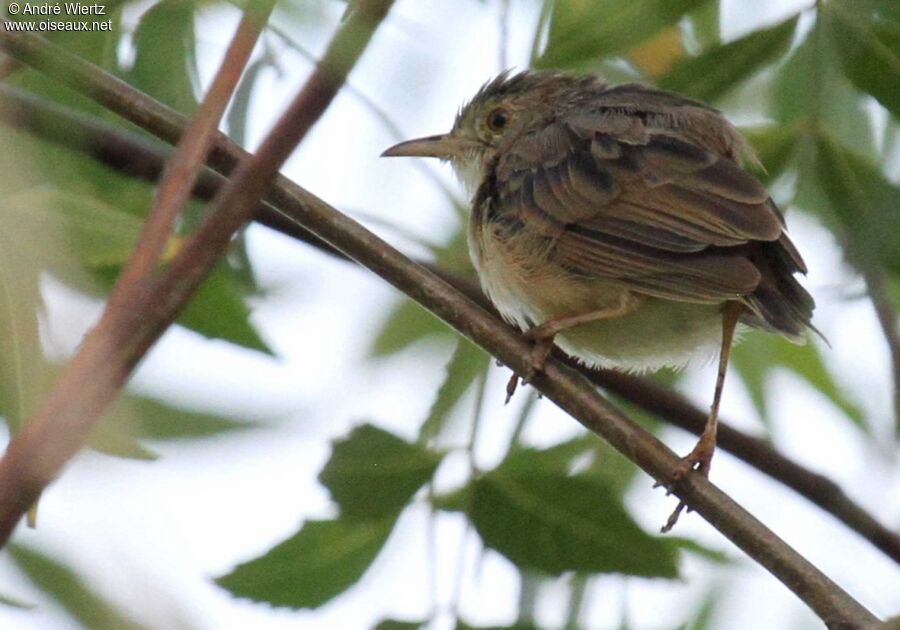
[{"xmin": 492, "ymin": 104, "xmax": 787, "ymax": 304}]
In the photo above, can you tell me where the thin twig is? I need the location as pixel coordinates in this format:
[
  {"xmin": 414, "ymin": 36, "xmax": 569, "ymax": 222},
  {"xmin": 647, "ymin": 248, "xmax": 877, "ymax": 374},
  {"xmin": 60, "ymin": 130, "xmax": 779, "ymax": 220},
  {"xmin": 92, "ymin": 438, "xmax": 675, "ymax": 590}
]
[
  {"xmin": 1, "ymin": 85, "xmax": 897, "ymax": 566},
  {"xmin": 114, "ymin": 1, "xmax": 275, "ymax": 289},
  {"xmin": 0, "ymin": 0, "xmax": 394, "ymax": 544}
]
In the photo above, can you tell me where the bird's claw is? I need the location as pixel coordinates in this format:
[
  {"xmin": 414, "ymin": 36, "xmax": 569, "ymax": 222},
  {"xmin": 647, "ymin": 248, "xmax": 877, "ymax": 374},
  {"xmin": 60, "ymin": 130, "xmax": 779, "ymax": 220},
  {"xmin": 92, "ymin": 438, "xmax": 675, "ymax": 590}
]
[
  {"xmin": 657, "ymin": 446, "xmax": 715, "ymax": 533},
  {"xmin": 505, "ymin": 335, "xmax": 554, "ymax": 403}
]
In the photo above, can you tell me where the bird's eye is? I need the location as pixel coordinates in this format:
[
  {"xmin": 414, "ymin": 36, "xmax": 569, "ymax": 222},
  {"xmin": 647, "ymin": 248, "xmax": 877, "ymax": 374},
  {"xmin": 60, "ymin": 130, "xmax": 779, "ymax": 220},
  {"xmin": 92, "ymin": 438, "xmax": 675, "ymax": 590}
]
[{"xmin": 486, "ymin": 107, "xmax": 509, "ymax": 132}]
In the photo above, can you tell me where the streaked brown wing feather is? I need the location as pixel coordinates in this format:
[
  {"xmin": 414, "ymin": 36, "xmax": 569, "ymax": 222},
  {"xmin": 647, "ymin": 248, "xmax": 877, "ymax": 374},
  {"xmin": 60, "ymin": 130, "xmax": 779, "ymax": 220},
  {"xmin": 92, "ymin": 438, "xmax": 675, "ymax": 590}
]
[{"xmin": 494, "ymin": 114, "xmax": 785, "ymax": 304}]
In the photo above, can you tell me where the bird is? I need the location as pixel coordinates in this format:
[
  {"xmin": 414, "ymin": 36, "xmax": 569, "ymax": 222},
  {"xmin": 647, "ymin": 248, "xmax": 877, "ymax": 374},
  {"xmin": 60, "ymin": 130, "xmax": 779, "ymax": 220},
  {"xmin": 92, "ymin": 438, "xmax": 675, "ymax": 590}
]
[{"xmin": 382, "ymin": 70, "xmax": 814, "ymax": 528}]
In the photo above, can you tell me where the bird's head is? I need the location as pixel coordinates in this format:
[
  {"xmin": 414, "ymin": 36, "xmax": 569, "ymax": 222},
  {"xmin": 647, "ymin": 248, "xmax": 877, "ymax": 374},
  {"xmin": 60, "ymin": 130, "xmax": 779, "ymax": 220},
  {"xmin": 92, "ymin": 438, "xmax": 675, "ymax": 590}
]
[{"xmin": 382, "ymin": 70, "xmax": 605, "ymax": 195}]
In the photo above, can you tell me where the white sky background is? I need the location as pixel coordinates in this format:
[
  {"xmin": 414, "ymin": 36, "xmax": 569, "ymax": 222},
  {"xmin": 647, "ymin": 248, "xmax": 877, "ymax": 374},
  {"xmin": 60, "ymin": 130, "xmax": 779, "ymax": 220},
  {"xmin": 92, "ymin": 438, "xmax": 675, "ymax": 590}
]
[{"xmin": 1, "ymin": 0, "xmax": 899, "ymax": 628}]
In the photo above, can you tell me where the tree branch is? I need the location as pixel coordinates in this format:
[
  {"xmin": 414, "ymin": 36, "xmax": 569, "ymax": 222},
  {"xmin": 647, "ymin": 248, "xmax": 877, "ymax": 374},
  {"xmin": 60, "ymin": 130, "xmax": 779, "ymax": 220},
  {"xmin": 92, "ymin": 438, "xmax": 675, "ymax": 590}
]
[
  {"xmin": 0, "ymin": 0, "xmax": 394, "ymax": 542},
  {"xmin": 158, "ymin": 128, "xmax": 881, "ymax": 629},
  {"xmin": 113, "ymin": 0, "xmax": 276, "ymax": 290},
  {"xmin": 0, "ymin": 25, "xmax": 885, "ymax": 629},
  {"xmin": 1, "ymin": 84, "xmax": 897, "ymax": 566}
]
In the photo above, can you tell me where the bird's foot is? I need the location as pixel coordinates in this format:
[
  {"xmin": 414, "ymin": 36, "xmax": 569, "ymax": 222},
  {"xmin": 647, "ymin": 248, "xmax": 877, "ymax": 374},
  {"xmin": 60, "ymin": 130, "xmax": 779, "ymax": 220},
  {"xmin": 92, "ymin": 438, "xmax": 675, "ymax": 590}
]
[
  {"xmin": 505, "ymin": 330, "xmax": 555, "ymax": 404},
  {"xmin": 656, "ymin": 433, "xmax": 717, "ymax": 533}
]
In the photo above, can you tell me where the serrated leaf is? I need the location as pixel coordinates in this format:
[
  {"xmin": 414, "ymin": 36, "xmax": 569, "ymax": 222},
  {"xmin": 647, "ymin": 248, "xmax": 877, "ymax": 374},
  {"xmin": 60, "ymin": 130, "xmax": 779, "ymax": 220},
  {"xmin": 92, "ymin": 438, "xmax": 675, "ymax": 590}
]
[
  {"xmin": 130, "ymin": 0, "xmax": 198, "ymax": 114},
  {"xmin": 9, "ymin": 545, "xmax": 149, "ymax": 630},
  {"xmin": 659, "ymin": 16, "xmax": 798, "ymax": 102},
  {"xmin": 826, "ymin": 5, "xmax": 900, "ymax": 119},
  {"xmin": 538, "ymin": 0, "xmax": 711, "ymax": 70},
  {"xmin": 371, "ymin": 299, "xmax": 452, "ymax": 357},
  {"xmin": 419, "ymin": 338, "xmax": 490, "ymax": 442},
  {"xmin": 463, "ymin": 456, "xmax": 679, "ymax": 577},
  {"xmin": 215, "ymin": 516, "xmax": 394, "ymax": 609},
  {"xmin": 732, "ymin": 330, "xmax": 866, "ymax": 431},
  {"xmin": 319, "ymin": 424, "xmax": 442, "ymax": 520}
]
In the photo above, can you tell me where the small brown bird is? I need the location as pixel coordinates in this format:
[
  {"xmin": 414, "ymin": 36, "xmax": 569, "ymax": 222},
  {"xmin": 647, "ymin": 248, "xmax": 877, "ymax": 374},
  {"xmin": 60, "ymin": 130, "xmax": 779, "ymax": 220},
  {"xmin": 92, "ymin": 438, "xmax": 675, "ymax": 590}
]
[{"xmin": 383, "ymin": 71, "xmax": 814, "ymax": 525}]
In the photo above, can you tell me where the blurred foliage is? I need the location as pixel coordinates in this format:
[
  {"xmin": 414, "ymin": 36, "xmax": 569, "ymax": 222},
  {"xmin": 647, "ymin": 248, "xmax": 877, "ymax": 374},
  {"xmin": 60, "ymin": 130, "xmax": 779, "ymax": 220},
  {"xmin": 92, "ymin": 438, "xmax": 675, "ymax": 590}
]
[
  {"xmin": 0, "ymin": 0, "xmax": 898, "ymax": 628},
  {"xmin": 9, "ymin": 545, "xmax": 148, "ymax": 630}
]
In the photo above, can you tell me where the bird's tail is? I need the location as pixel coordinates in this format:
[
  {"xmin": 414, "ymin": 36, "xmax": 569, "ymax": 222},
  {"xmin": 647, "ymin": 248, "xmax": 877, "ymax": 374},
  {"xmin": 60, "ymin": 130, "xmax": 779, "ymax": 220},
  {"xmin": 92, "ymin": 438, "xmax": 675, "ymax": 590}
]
[{"xmin": 743, "ymin": 233, "xmax": 819, "ymax": 344}]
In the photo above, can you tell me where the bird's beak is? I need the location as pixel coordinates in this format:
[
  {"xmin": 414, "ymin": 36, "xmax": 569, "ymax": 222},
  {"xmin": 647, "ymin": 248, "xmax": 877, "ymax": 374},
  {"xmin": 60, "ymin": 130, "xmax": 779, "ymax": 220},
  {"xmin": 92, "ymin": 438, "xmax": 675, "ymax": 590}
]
[{"xmin": 381, "ymin": 133, "xmax": 474, "ymax": 160}]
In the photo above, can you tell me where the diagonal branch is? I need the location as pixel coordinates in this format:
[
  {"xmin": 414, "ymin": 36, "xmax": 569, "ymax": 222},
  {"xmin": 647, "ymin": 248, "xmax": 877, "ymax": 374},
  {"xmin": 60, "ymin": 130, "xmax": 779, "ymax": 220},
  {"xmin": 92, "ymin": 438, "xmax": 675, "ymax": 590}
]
[
  {"xmin": 155, "ymin": 128, "xmax": 880, "ymax": 629},
  {"xmin": 0, "ymin": 0, "xmax": 394, "ymax": 542},
  {"xmin": 0, "ymin": 24, "xmax": 885, "ymax": 629},
  {"xmin": 113, "ymin": 0, "xmax": 276, "ymax": 290},
  {"xmin": 1, "ymin": 84, "xmax": 897, "ymax": 566}
]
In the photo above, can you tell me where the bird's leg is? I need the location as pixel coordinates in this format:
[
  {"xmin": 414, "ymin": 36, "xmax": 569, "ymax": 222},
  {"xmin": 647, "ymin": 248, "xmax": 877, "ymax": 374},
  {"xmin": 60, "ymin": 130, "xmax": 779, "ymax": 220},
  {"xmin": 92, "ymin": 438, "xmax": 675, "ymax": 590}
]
[
  {"xmin": 660, "ymin": 301, "xmax": 742, "ymax": 533},
  {"xmin": 505, "ymin": 296, "xmax": 636, "ymax": 403}
]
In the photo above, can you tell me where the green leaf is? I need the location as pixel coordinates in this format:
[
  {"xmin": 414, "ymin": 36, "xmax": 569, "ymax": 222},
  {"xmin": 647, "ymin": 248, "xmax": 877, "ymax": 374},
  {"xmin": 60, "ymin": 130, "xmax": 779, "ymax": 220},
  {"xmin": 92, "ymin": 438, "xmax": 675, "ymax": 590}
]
[
  {"xmin": 684, "ymin": 585, "xmax": 724, "ymax": 630},
  {"xmin": 658, "ymin": 16, "xmax": 798, "ymax": 102},
  {"xmin": 112, "ymin": 395, "xmax": 258, "ymax": 440},
  {"xmin": 812, "ymin": 134, "xmax": 900, "ymax": 277},
  {"xmin": 826, "ymin": 5, "xmax": 900, "ymax": 119},
  {"xmin": 667, "ymin": 537, "xmax": 731, "ymax": 565},
  {"xmin": 129, "ymin": 0, "xmax": 199, "ymax": 114},
  {"xmin": 215, "ymin": 516, "xmax": 394, "ymax": 609},
  {"xmin": 419, "ymin": 338, "xmax": 491, "ymax": 442},
  {"xmin": 732, "ymin": 330, "xmax": 866, "ymax": 431},
  {"xmin": 89, "ymin": 394, "xmax": 259, "ymax": 459},
  {"xmin": 9, "ymin": 545, "xmax": 149, "ymax": 630},
  {"xmin": 319, "ymin": 424, "xmax": 442, "ymax": 520},
  {"xmin": 462, "ymin": 455, "xmax": 679, "ymax": 577},
  {"xmin": 771, "ymin": 19, "xmax": 876, "ymax": 158},
  {"xmin": 0, "ymin": 225, "xmax": 54, "ymax": 437},
  {"xmin": 89, "ymin": 423, "xmax": 158, "ymax": 461},
  {"xmin": 91, "ymin": 263, "xmax": 272, "ymax": 354},
  {"xmin": 371, "ymin": 299, "xmax": 453, "ymax": 357},
  {"xmin": 3, "ymin": 188, "xmax": 141, "ymax": 272},
  {"xmin": 741, "ymin": 124, "xmax": 802, "ymax": 184},
  {"xmin": 687, "ymin": 0, "xmax": 720, "ymax": 49},
  {"xmin": 177, "ymin": 266, "xmax": 272, "ymax": 354},
  {"xmin": 538, "ymin": 0, "xmax": 711, "ymax": 70},
  {"xmin": 0, "ymin": 590, "xmax": 34, "ymax": 610},
  {"xmin": 4, "ymin": 187, "xmax": 270, "ymax": 354}
]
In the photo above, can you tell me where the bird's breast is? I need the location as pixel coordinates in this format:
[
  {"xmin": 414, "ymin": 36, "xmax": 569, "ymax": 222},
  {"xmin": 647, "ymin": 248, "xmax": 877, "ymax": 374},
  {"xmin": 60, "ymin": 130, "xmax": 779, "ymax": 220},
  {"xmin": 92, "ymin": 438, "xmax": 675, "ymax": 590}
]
[
  {"xmin": 467, "ymin": 205, "xmax": 728, "ymax": 372},
  {"xmin": 468, "ymin": 207, "xmax": 627, "ymax": 330}
]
